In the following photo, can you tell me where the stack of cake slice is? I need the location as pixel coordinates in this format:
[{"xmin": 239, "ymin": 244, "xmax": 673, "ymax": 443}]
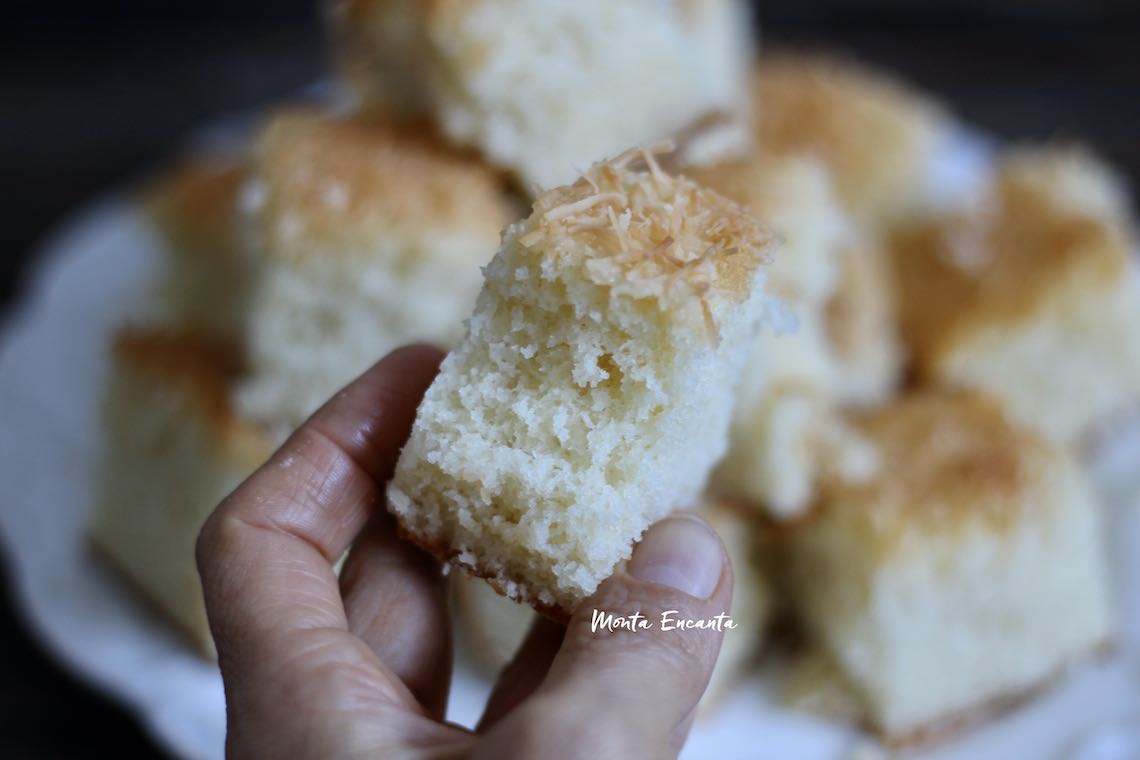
[{"xmin": 87, "ymin": 2, "xmax": 1140, "ymax": 748}]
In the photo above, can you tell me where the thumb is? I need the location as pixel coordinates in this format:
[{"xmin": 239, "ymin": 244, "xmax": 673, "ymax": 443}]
[{"xmin": 481, "ymin": 514, "xmax": 733, "ymax": 758}]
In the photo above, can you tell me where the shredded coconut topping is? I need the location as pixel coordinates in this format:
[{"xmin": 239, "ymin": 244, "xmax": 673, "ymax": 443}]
[{"xmin": 520, "ymin": 143, "xmax": 775, "ymax": 343}]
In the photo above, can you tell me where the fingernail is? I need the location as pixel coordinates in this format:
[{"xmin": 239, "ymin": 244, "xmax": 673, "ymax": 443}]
[{"xmin": 627, "ymin": 515, "xmax": 724, "ymax": 599}]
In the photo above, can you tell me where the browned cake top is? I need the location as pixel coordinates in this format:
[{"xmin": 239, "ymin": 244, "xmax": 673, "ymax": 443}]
[
  {"xmin": 112, "ymin": 329, "xmax": 243, "ymax": 423},
  {"xmin": 251, "ymin": 107, "xmax": 514, "ymax": 258},
  {"xmin": 146, "ymin": 155, "xmax": 245, "ymax": 258},
  {"xmin": 753, "ymin": 53, "xmax": 945, "ymax": 218},
  {"xmin": 889, "ymin": 148, "xmax": 1132, "ymax": 374},
  {"xmin": 816, "ymin": 392, "xmax": 1058, "ymax": 543}
]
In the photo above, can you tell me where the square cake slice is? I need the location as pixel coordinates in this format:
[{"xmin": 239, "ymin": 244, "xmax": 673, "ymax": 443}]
[
  {"xmin": 780, "ymin": 391, "xmax": 1113, "ymax": 745},
  {"xmin": 753, "ymin": 53, "xmax": 949, "ymax": 225},
  {"xmin": 889, "ymin": 145, "xmax": 1140, "ymax": 445},
  {"xmin": 692, "ymin": 154, "xmax": 887, "ymax": 517},
  {"xmin": 91, "ymin": 330, "xmax": 273, "ymax": 656},
  {"xmin": 389, "ymin": 147, "xmax": 778, "ymax": 616},
  {"xmin": 234, "ymin": 108, "xmax": 516, "ymax": 438},
  {"xmin": 330, "ymin": 0, "xmax": 754, "ymax": 189}
]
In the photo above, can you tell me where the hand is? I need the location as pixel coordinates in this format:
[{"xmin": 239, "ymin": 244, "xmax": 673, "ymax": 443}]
[{"xmin": 196, "ymin": 345, "xmax": 734, "ymax": 759}]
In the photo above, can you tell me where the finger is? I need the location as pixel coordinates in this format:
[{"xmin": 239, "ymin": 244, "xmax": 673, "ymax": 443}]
[
  {"xmin": 196, "ymin": 345, "xmax": 444, "ymax": 708},
  {"xmin": 339, "ymin": 509, "xmax": 452, "ymax": 718},
  {"xmin": 475, "ymin": 514, "xmax": 731, "ymax": 758},
  {"xmin": 476, "ymin": 617, "xmax": 565, "ymax": 731}
]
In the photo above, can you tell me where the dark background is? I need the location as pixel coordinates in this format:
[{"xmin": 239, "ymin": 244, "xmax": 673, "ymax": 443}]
[{"xmin": 1, "ymin": 1, "xmax": 1138, "ymax": 756}]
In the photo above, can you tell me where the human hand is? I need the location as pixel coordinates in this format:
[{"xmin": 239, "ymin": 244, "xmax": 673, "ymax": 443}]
[{"xmin": 196, "ymin": 345, "xmax": 734, "ymax": 759}]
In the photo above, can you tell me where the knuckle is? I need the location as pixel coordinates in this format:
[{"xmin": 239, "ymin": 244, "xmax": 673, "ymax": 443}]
[
  {"xmin": 194, "ymin": 506, "xmax": 248, "ymax": 588},
  {"xmin": 568, "ymin": 576, "xmax": 723, "ymax": 682}
]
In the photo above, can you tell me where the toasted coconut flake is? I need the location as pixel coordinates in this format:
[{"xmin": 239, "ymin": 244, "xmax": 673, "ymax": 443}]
[
  {"xmin": 546, "ymin": 192, "xmax": 626, "ymax": 221},
  {"xmin": 701, "ymin": 297, "xmax": 721, "ymax": 345},
  {"xmin": 518, "ymin": 144, "xmax": 775, "ymax": 339},
  {"xmin": 645, "ymin": 235, "xmax": 675, "ymax": 261},
  {"xmin": 641, "ymin": 146, "xmax": 669, "ymax": 191},
  {"xmin": 606, "ymin": 206, "xmax": 630, "ymax": 255},
  {"xmin": 662, "ymin": 247, "xmax": 687, "ymax": 268},
  {"xmin": 519, "ymin": 228, "xmax": 544, "ymax": 247}
]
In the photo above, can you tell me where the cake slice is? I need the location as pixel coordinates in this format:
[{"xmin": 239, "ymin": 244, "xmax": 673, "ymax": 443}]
[
  {"xmin": 389, "ymin": 147, "xmax": 778, "ymax": 615},
  {"xmin": 889, "ymin": 145, "xmax": 1140, "ymax": 445},
  {"xmin": 329, "ymin": 0, "xmax": 754, "ymax": 189},
  {"xmin": 779, "ymin": 391, "xmax": 1114, "ymax": 745},
  {"xmin": 145, "ymin": 155, "xmax": 250, "ymax": 340},
  {"xmin": 235, "ymin": 108, "xmax": 516, "ymax": 438},
  {"xmin": 91, "ymin": 330, "xmax": 273, "ymax": 656},
  {"xmin": 693, "ymin": 155, "xmax": 883, "ymax": 516},
  {"xmin": 753, "ymin": 53, "xmax": 949, "ymax": 224},
  {"xmin": 714, "ymin": 387, "xmax": 879, "ymax": 518}
]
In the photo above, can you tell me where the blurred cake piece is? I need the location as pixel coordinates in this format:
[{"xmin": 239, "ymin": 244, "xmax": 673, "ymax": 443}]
[
  {"xmin": 715, "ymin": 388, "xmax": 879, "ymax": 518},
  {"xmin": 389, "ymin": 148, "xmax": 778, "ymax": 616},
  {"xmin": 780, "ymin": 391, "xmax": 1113, "ymax": 745},
  {"xmin": 753, "ymin": 54, "xmax": 949, "ymax": 224},
  {"xmin": 889, "ymin": 145, "xmax": 1140, "ymax": 444},
  {"xmin": 330, "ymin": 0, "xmax": 753, "ymax": 188},
  {"xmin": 91, "ymin": 330, "xmax": 273, "ymax": 656},
  {"xmin": 145, "ymin": 155, "xmax": 250, "ymax": 339},
  {"xmin": 825, "ymin": 241, "xmax": 901, "ymax": 407},
  {"xmin": 694, "ymin": 155, "xmax": 886, "ymax": 516},
  {"xmin": 235, "ymin": 108, "xmax": 515, "ymax": 438}
]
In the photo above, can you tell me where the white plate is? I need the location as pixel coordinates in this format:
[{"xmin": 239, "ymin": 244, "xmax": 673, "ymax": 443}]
[{"xmin": 3, "ymin": 156, "xmax": 1140, "ymax": 760}]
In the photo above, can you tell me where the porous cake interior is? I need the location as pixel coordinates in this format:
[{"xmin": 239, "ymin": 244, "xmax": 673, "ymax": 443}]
[{"xmin": 391, "ymin": 148, "xmax": 775, "ymax": 612}]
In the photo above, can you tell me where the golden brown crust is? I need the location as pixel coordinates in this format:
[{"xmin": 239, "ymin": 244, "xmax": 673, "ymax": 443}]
[
  {"xmin": 112, "ymin": 329, "xmax": 246, "ymax": 431},
  {"xmin": 252, "ymin": 107, "xmax": 514, "ymax": 258},
  {"xmin": 889, "ymin": 161, "xmax": 1130, "ymax": 376},
  {"xmin": 145, "ymin": 155, "xmax": 245, "ymax": 259},
  {"xmin": 752, "ymin": 52, "xmax": 946, "ymax": 219}
]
